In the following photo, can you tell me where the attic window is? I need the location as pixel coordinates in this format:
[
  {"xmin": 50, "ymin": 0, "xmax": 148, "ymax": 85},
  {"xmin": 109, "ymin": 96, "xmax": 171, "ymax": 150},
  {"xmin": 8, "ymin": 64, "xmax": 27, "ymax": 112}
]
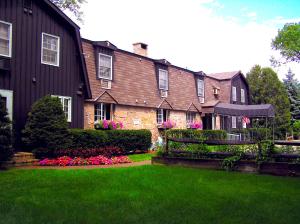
[{"xmin": 23, "ymin": 0, "xmax": 33, "ymax": 11}]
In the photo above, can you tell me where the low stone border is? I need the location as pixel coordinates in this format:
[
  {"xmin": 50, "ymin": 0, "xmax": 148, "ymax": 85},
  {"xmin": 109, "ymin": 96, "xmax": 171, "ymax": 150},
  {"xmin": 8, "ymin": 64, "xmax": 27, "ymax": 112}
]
[
  {"xmin": 11, "ymin": 160, "xmax": 151, "ymax": 170},
  {"xmin": 152, "ymin": 156, "xmax": 300, "ymax": 177}
]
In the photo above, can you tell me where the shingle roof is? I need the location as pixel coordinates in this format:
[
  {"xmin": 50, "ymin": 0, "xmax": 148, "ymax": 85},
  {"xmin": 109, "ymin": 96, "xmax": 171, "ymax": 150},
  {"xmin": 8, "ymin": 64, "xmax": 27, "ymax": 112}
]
[{"xmin": 206, "ymin": 71, "xmax": 240, "ymax": 80}]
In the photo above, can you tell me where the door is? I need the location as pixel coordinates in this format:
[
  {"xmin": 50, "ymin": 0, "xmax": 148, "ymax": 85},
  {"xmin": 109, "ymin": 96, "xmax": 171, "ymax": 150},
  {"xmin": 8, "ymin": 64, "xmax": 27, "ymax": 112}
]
[{"xmin": 0, "ymin": 89, "xmax": 13, "ymax": 121}]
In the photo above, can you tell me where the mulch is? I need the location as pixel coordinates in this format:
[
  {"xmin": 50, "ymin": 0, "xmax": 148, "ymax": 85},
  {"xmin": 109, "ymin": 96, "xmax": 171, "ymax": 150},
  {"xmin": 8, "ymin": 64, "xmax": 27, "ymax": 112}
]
[{"xmin": 13, "ymin": 160, "xmax": 152, "ymax": 170}]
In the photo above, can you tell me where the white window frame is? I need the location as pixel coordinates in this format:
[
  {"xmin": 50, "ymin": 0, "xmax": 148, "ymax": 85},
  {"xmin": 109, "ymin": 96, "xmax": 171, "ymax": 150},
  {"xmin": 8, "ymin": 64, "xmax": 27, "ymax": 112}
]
[
  {"xmin": 197, "ymin": 79, "xmax": 204, "ymax": 97},
  {"xmin": 159, "ymin": 69, "xmax": 168, "ymax": 90},
  {"xmin": 232, "ymin": 116, "xmax": 237, "ymax": 129},
  {"xmin": 157, "ymin": 109, "xmax": 169, "ymax": 125},
  {"xmin": 94, "ymin": 103, "xmax": 112, "ymax": 121},
  {"xmin": 41, "ymin": 33, "xmax": 60, "ymax": 67},
  {"xmin": 52, "ymin": 95, "xmax": 72, "ymax": 122},
  {"xmin": 241, "ymin": 88, "xmax": 245, "ymax": 103},
  {"xmin": 98, "ymin": 53, "xmax": 113, "ymax": 80},
  {"xmin": 232, "ymin": 86, "xmax": 237, "ymax": 102},
  {"xmin": 0, "ymin": 20, "xmax": 12, "ymax": 58},
  {"xmin": 186, "ymin": 111, "xmax": 196, "ymax": 125}
]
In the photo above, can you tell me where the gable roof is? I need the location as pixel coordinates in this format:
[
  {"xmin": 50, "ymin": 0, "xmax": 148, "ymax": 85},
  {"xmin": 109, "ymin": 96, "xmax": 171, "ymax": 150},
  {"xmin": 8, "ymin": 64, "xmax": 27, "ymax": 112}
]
[
  {"xmin": 206, "ymin": 71, "xmax": 241, "ymax": 80},
  {"xmin": 42, "ymin": 0, "xmax": 91, "ymax": 98}
]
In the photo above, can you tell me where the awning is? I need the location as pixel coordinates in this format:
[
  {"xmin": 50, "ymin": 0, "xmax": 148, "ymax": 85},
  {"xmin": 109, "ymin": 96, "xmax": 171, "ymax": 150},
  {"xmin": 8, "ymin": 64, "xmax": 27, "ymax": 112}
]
[{"xmin": 214, "ymin": 103, "xmax": 275, "ymax": 117}]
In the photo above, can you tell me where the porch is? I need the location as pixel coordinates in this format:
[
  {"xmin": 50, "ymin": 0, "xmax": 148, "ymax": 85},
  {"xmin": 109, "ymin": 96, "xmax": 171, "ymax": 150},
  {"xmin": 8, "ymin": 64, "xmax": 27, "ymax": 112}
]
[{"xmin": 202, "ymin": 102, "xmax": 275, "ymax": 140}]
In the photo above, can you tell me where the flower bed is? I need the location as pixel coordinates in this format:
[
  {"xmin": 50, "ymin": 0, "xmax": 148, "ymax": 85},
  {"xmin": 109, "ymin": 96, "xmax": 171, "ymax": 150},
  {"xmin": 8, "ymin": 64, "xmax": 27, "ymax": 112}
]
[{"xmin": 39, "ymin": 156, "xmax": 131, "ymax": 166}]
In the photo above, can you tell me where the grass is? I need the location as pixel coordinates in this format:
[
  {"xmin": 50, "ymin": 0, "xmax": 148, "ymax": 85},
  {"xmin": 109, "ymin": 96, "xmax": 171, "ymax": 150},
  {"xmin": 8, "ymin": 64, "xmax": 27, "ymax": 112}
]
[
  {"xmin": 0, "ymin": 166, "xmax": 300, "ymax": 224},
  {"xmin": 128, "ymin": 152, "xmax": 155, "ymax": 162}
]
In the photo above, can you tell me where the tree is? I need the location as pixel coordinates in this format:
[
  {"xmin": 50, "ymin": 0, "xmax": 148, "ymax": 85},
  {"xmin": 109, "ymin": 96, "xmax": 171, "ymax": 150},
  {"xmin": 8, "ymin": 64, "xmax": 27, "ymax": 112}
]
[
  {"xmin": 50, "ymin": 0, "xmax": 87, "ymax": 23},
  {"xmin": 246, "ymin": 65, "xmax": 291, "ymax": 138},
  {"xmin": 22, "ymin": 95, "xmax": 71, "ymax": 157},
  {"xmin": 271, "ymin": 23, "xmax": 300, "ymax": 65},
  {"xmin": 283, "ymin": 68, "xmax": 300, "ymax": 120},
  {"xmin": 0, "ymin": 95, "xmax": 13, "ymax": 165}
]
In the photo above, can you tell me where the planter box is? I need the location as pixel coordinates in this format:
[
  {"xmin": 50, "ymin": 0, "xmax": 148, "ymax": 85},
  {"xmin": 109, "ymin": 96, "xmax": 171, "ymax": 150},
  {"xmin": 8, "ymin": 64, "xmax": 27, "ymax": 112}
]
[{"xmin": 152, "ymin": 156, "xmax": 300, "ymax": 177}]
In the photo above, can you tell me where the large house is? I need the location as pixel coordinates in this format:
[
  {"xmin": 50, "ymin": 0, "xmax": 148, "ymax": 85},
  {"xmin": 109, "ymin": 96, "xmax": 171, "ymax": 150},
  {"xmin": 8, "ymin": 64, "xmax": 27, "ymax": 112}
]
[
  {"xmin": 0, "ymin": 0, "xmax": 91, "ymax": 147},
  {"xmin": 0, "ymin": 0, "xmax": 274, "ymax": 146},
  {"xmin": 81, "ymin": 39, "xmax": 274, "ymax": 142}
]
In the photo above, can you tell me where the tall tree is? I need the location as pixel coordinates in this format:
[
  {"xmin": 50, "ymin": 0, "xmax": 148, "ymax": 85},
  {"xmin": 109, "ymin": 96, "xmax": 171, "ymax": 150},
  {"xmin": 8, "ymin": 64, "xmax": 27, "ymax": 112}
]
[
  {"xmin": 271, "ymin": 23, "xmax": 300, "ymax": 66},
  {"xmin": 50, "ymin": 0, "xmax": 87, "ymax": 23},
  {"xmin": 283, "ymin": 68, "xmax": 300, "ymax": 120},
  {"xmin": 247, "ymin": 65, "xmax": 291, "ymax": 138}
]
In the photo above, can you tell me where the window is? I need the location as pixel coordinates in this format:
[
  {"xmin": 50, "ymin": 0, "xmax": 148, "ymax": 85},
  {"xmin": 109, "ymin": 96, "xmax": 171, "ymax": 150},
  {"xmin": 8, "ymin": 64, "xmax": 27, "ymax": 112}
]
[
  {"xmin": 52, "ymin": 96, "xmax": 72, "ymax": 122},
  {"xmin": 0, "ymin": 89, "xmax": 13, "ymax": 121},
  {"xmin": 23, "ymin": 0, "xmax": 33, "ymax": 10},
  {"xmin": 94, "ymin": 103, "xmax": 111, "ymax": 121},
  {"xmin": 99, "ymin": 53, "xmax": 112, "ymax": 80},
  {"xmin": 186, "ymin": 112, "xmax": 196, "ymax": 125},
  {"xmin": 241, "ymin": 89, "xmax": 245, "ymax": 103},
  {"xmin": 41, "ymin": 33, "xmax": 60, "ymax": 66},
  {"xmin": 232, "ymin": 86, "xmax": 237, "ymax": 102},
  {"xmin": 159, "ymin": 69, "xmax": 168, "ymax": 90},
  {"xmin": 0, "ymin": 21, "xmax": 12, "ymax": 57},
  {"xmin": 232, "ymin": 116, "xmax": 237, "ymax": 129},
  {"xmin": 197, "ymin": 79, "xmax": 204, "ymax": 97},
  {"xmin": 157, "ymin": 109, "xmax": 169, "ymax": 124}
]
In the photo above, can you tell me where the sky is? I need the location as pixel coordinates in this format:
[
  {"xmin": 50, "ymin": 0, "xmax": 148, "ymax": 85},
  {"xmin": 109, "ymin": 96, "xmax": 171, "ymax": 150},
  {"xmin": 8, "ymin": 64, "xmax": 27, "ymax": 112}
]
[{"xmin": 75, "ymin": 0, "xmax": 300, "ymax": 80}]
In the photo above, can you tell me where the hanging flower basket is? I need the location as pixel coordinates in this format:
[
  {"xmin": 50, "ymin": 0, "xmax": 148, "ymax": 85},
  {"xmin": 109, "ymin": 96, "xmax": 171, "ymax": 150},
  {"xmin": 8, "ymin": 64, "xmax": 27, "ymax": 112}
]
[
  {"xmin": 187, "ymin": 122, "xmax": 203, "ymax": 130},
  {"xmin": 158, "ymin": 120, "xmax": 176, "ymax": 130}
]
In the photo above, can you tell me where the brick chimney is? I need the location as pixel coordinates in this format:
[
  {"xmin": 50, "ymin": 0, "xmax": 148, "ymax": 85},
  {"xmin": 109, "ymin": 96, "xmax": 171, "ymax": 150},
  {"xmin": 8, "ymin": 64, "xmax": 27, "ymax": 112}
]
[{"xmin": 133, "ymin": 42, "xmax": 148, "ymax": 57}]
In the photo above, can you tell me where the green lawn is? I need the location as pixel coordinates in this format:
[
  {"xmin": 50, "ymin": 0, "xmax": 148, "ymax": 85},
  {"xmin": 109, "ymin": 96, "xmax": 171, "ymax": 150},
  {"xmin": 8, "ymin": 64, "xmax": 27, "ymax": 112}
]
[
  {"xmin": 128, "ymin": 152, "xmax": 155, "ymax": 162},
  {"xmin": 0, "ymin": 166, "xmax": 299, "ymax": 224}
]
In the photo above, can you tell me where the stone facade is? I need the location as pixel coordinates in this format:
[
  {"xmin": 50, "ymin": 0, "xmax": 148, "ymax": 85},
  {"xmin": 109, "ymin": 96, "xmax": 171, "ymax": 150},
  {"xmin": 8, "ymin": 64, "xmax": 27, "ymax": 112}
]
[{"xmin": 83, "ymin": 102, "xmax": 202, "ymax": 142}]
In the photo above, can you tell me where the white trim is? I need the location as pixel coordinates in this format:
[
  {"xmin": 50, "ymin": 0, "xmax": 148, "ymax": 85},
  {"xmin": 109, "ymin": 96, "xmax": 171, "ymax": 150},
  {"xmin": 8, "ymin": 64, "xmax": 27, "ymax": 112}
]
[
  {"xmin": 41, "ymin": 32, "xmax": 60, "ymax": 67},
  {"xmin": 0, "ymin": 89, "xmax": 13, "ymax": 121},
  {"xmin": 158, "ymin": 69, "xmax": 168, "ymax": 90},
  {"xmin": 51, "ymin": 95, "xmax": 72, "ymax": 122},
  {"xmin": 0, "ymin": 20, "xmax": 12, "ymax": 58},
  {"xmin": 98, "ymin": 53, "xmax": 113, "ymax": 80}
]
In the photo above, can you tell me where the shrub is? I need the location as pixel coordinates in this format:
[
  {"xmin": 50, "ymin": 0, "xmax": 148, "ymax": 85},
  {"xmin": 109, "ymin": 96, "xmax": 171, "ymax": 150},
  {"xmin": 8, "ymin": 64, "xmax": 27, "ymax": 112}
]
[
  {"xmin": 166, "ymin": 129, "xmax": 227, "ymax": 141},
  {"xmin": 231, "ymin": 128, "xmax": 272, "ymax": 141},
  {"xmin": 23, "ymin": 95, "xmax": 71, "ymax": 155},
  {"xmin": 293, "ymin": 120, "xmax": 300, "ymax": 139},
  {"xmin": 106, "ymin": 129, "xmax": 152, "ymax": 153},
  {"xmin": 69, "ymin": 129, "xmax": 108, "ymax": 149},
  {"xmin": 0, "ymin": 96, "xmax": 13, "ymax": 164}
]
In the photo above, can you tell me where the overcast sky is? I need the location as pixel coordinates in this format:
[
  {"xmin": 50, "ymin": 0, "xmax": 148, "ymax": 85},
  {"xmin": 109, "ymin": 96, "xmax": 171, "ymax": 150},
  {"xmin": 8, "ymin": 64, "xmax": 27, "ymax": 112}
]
[{"xmin": 75, "ymin": 0, "xmax": 300, "ymax": 80}]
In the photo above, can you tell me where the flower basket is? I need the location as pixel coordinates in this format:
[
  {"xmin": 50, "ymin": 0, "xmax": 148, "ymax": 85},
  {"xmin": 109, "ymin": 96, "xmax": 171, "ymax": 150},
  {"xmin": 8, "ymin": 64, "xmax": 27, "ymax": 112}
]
[{"xmin": 94, "ymin": 120, "xmax": 123, "ymax": 130}]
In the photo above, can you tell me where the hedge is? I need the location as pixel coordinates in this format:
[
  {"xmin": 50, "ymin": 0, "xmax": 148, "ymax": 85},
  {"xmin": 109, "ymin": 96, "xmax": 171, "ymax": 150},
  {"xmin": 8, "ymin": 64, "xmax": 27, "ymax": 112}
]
[
  {"xmin": 230, "ymin": 128, "xmax": 272, "ymax": 141},
  {"xmin": 34, "ymin": 129, "xmax": 152, "ymax": 158},
  {"xmin": 166, "ymin": 129, "xmax": 227, "ymax": 141},
  {"xmin": 70, "ymin": 129, "xmax": 151, "ymax": 153}
]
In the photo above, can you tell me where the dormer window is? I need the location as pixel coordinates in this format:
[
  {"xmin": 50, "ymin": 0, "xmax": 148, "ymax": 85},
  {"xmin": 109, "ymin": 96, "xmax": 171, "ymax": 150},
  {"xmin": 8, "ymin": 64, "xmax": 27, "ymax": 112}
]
[
  {"xmin": 197, "ymin": 79, "xmax": 204, "ymax": 97},
  {"xmin": 99, "ymin": 53, "xmax": 112, "ymax": 80},
  {"xmin": 159, "ymin": 69, "xmax": 168, "ymax": 90}
]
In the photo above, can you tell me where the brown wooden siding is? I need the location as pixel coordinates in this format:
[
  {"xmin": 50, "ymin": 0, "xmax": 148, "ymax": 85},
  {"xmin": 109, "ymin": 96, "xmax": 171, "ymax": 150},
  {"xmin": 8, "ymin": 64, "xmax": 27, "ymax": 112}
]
[{"xmin": 0, "ymin": 0, "xmax": 86, "ymax": 147}]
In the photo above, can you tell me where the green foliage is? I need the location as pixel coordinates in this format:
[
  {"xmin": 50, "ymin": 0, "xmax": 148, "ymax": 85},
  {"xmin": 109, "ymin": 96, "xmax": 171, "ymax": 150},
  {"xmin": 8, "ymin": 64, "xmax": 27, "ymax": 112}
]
[
  {"xmin": 293, "ymin": 120, "xmax": 300, "ymax": 138},
  {"xmin": 271, "ymin": 23, "xmax": 300, "ymax": 64},
  {"xmin": 166, "ymin": 129, "xmax": 227, "ymax": 141},
  {"xmin": 50, "ymin": 0, "xmax": 87, "ymax": 23},
  {"xmin": 0, "ymin": 95, "xmax": 13, "ymax": 164},
  {"xmin": 246, "ymin": 65, "xmax": 291, "ymax": 138},
  {"xmin": 22, "ymin": 95, "xmax": 71, "ymax": 155},
  {"xmin": 258, "ymin": 140, "xmax": 275, "ymax": 162},
  {"xmin": 106, "ymin": 129, "xmax": 152, "ymax": 153},
  {"xmin": 70, "ymin": 129, "xmax": 151, "ymax": 153},
  {"xmin": 231, "ymin": 128, "xmax": 272, "ymax": 141},
  {"xmin": 221, "ymin": 155, "xmax": 241, "ymax": 171},
  {"xmin": 283, "ymin": 68, "xmax": 300, "ymax": 120},
  {"xmin": 185, "ymin": 143, "xmax": 209, "ymax": 154}
]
